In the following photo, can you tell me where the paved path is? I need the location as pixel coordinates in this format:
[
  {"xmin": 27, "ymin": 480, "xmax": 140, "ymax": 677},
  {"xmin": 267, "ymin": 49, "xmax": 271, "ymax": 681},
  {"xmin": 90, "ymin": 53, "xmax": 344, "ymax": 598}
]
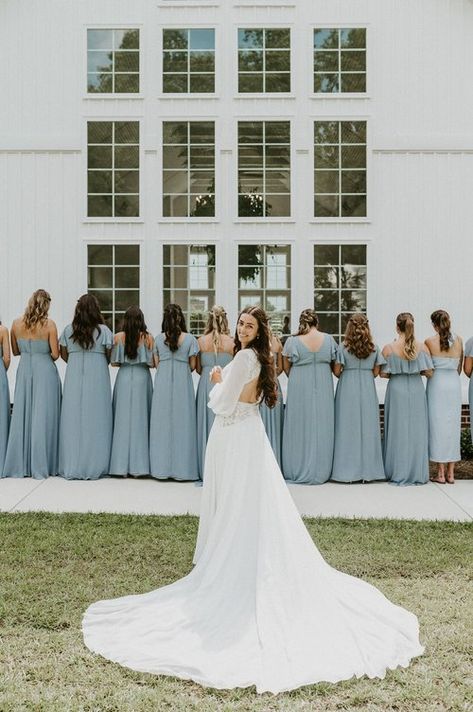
[{"xmin": 1, "ymin": 477, "xmax": 472, "ymax": 521}]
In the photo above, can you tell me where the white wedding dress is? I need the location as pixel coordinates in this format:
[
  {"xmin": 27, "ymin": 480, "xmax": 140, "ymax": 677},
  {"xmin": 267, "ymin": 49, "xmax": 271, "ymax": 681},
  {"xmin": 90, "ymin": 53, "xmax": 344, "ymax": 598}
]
[{"xmin": 82, "ymin": 348, "xmax": 424, "ymax": 694}]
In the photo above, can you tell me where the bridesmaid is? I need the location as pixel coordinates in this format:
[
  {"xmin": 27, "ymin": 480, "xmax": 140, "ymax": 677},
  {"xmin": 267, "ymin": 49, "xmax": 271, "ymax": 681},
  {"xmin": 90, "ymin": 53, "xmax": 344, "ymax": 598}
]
[
  {"xmin": 109, "ymin": 306, "xmax": 154, "ymax": 477},
  {"xmin": 331, "ymin": 313, "xmax": 386, "ymax": 483},
  {"xmin": 464, "ymin": 334, "xmax": 473, "ymax": 451},
  {"xmin": 425, "ymin": 310, "xmax": 462, "ymax": 484},
  {"xmin": 0, "ymin": 321, "xmax": 10, "ymax": 473},
  {"xmin": 381, "ymin": 312, "xmax": 434, "ymax": 486},
  {"xmin": 2, "ymin": 289, "xmax": 61, "ymax": 478},
  {"xmin": 150, "ymin": 304, "xmax": 199, "ymax": 481},
  {"xmin": 260, "ymin": 329, "xmax": 284, "ymax": 468},
  {"xmin": 282, "ymin": 308, "xmax": 337, "ymax": 484},
  {"xmin": 59, "ymin": 294, "xmax": 113, "ymax": 479},
  {"xmin": 196, "ymin": 306, "xmax": 234, "ymax": 480}
]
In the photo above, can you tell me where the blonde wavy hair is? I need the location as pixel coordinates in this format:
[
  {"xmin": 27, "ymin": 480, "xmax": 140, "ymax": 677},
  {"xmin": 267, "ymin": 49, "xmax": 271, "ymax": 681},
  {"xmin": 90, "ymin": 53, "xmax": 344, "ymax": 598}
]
[
  {"xmin": 396, "ymin": 312, "xmax": 417, "ymax": 360},
  {"xmin": 23, "ymin": 289, "xmax": 51, "ymax": 330},
  {"xmin": 204, "ymin": 305, "xmax": 230, "ymax": 354},
  {"xmin": 343, "ymin": 313, "xmax": 375, "ymax": 359},
  {"xmin": 297, "ymin": 308, "xmax": 319, "ymax": 335}
]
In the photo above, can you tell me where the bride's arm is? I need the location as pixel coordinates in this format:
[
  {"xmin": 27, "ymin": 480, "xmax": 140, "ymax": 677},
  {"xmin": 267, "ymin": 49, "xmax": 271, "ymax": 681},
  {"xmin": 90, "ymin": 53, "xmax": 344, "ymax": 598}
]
[{"xmin": 208, "ymin": 349, "xmax": 253, "ymax": 417}]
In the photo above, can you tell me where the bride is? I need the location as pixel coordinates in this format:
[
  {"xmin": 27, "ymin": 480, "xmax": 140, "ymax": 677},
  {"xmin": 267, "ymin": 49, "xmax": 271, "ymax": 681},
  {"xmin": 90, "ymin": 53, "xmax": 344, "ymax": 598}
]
[{"xmin": 82, "ymin": 306, "xmax": 424, "ymax": 694}]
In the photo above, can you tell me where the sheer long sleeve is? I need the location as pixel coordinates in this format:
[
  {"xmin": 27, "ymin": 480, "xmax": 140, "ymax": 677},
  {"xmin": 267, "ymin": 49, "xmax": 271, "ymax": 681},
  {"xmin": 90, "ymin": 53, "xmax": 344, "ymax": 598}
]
[{"xmin": 208, "ymin": 349, "xmax": 257, "ymax": 417}]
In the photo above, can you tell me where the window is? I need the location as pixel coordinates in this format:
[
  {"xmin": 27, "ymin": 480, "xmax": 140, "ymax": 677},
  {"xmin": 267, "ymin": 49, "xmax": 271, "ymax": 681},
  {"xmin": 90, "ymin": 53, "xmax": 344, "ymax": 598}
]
[
  {"xmin": 313, "ymin": 28, "xmax": 366, "ymax": 93},
  {"xmin": 238, "ymin": 28, "xmax": 290, "ymax": 93},
  {"xmin": 163, "ymin": 29, "xmax": 215, "ymax": 93},
  {"xmin": 163, "ymin": 122, "xmax": 215, "ymax": 218},
  {"xmin": 314, "ymin": 121, "xmax": 366, "ymax": 218},
  {"xmin": 163, "ymin": 245, "xmax": 216, "ymax": 334},
  {"xmin": 87, "ymin": 121, "xmax": 140, "ymax": 218},
  {"xmin": 238, "ymin": 244, "xmax": 291, "ymax": 334},
  {"xmin": 313, "ymin": 244, "xmax": 366, "ymax": 341},
  {"xmin": 238, "ymin": 121, "xmax": 290, "ymax": 218},
  {"xmin": 87, "ymin": 244, "xmax": 140, "ymax": 331},
  {"xmin": 87, "ymin": 29, "xmax": 139, "ymax": 93}
]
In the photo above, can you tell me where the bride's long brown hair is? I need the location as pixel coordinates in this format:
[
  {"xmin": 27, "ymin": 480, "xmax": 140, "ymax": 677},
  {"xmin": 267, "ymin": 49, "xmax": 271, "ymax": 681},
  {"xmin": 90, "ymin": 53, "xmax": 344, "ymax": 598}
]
[{"xmin": 233, "ymin": 305, "xmax": 278, "ymax": 408}]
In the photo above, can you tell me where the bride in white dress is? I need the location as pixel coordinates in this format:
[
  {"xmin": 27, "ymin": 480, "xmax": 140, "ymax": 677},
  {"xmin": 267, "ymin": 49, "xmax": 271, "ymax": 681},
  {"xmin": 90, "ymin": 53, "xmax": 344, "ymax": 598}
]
[{"xmin": 82, "ymin": 306, "xmax": 424, "ymax": 694}]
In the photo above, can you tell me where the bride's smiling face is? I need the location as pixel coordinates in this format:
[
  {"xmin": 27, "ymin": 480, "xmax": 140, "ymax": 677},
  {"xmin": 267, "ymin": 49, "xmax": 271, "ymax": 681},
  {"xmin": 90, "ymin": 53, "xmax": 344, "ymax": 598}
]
[{"xmin": 237, "ymin": 313, "xmax": 258, "ymax": 347}]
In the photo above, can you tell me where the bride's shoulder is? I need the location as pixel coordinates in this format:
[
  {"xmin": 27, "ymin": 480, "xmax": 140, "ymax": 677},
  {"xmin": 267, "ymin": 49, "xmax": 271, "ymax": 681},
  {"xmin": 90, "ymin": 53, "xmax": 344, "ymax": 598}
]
[{"xmin": 235, "ymin": 348, "xmax": 258, "ymax": 361}]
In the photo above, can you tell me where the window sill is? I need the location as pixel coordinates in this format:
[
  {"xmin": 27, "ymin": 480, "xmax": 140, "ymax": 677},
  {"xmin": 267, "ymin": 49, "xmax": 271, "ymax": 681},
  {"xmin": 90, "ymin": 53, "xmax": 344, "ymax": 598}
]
[
  {"xmin": 310, "ymin": 93, "xmax": 370, "ymax": 100},
  {"xmin": 158, "ymin": 217, "xmax": 219, "ymax": 223},
  {"xmin": 158, "ymin": 94, "xmax": 219, "ymax": 100},
  {"xmin": 84, "ymin": 94, "xmax": 144, "ymax": 100},
  {"xmin": 234, "ymin": 218, "xmax": 295, "ymax": 224},
  {"xmin": 83, "ymin": 218, "xmax": 144, "ymax": 224},
  {"xmin": 233, "ymin": 93, "xmax": 296, "ymax": 100},
  {"xmin": 309, "ymin": 218, "xmax": 371, "ymax": 224}
]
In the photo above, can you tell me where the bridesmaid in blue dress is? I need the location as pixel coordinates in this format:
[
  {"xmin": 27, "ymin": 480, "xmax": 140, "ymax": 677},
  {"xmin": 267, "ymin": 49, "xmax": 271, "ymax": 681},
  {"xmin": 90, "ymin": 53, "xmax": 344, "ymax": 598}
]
[
  {"xmin": 0, "ymin": 322, "xmax": 11, "ymax": 473},
  {"xmin": 282, "ymin": 309, "xmax": 337, "ymax": 484},
  {"xmin": 2, "ymin": 290, "xmax": 61, "ymax": 478},
  {"xmin": 109, "ymin": 306, "xmax": 154, "ymax": 476},
  {"xmin": 381, "ymin": 313, "xmax": 434, "ymax": 486},
  {"xmin": 260, "ymin": 331, "xmax": 284, "ymax": 468},
  {"xmin": 150, "ymin": 304, "xmax": 199, "ymax": 481},
  {"xmin": 196, "ymin": 306, "xmax": 234, "ymax": 480},
  {"xmin": 425, "ymin": 310, "xmax": 462, "ymax": 484},
  {"xmin": 59, "ymin": 294, "xmax": 113, "ymax": 480},
  {"xmin": 464, "ymin": 335, "xmax": 473, "ymax": 450},
  {"xmin": 331, "ymin": 313, "xmax": 386, "ymax": 483}
]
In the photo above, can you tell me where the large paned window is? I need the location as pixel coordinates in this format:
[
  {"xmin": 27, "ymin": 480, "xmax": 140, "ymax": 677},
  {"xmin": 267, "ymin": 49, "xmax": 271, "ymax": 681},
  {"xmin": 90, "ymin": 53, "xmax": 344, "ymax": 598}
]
[
  {"xmin": 238, "ymin": 28, "xmax": 290, "ymax": 93},
  {"xmin": 314, "ymin": 121, "xmax": 366, "ymax": 218},
  {"xmin": 163, "ymin": 245, "xmax": 216, "ymax": 334},
  {"xmin": 87, "ymin": 29, "xmax": 139, "ymax": 93},
  {"xmin": 313, "ymin": 28, "xmax": 366, "ymax": 93},
  {"xmin": 238, "ymin": 122, "xmax": 290, "ymax": 218},
  {"xmin": 87, "ymin": 121, "xmax": 140, "ymax": 218},
  {"xmin": 313, "ymin": 244, "xmax": 366, "ymax": 341},
  {"xmin": 163, "ymin": 122, "xmax": 215, "ymax": 218},
  {"xmin": 87, "ymin": 244, "xmax": 140, "ymax": 331},
  {"xmin": 238, "ymin": 244, "xmax": 291, "ymax": 334},
  {"xmin": 163, "ymin": 29, "xmax": 215, "ymax": 93}
]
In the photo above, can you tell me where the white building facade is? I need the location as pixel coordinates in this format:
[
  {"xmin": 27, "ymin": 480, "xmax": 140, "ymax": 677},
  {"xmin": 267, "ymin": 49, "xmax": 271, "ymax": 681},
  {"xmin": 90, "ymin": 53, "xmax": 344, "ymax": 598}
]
[{"xmin": 1, "ymin": 0, "xmax": 473, "ymax": 395}]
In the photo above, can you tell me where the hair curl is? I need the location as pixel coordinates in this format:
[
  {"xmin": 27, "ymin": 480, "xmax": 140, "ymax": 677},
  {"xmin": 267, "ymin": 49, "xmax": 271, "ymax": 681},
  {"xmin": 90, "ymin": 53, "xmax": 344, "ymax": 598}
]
[
  {"xmin": 297, "ymin": 308, "xmax": 319, "ymax": 335},
  {"xmin": 23, "ymin": 289, "xmax": 51, "ymax": 330},
  {"xmin": 431, "ymin": 309, "xmax": 452, "ymax": 352},
  {"xmin": 162, "ymin": 303, "xmax": 187, "ymax": 352},
  {"xmin": 123, "ymin": 305, "xmax": 148, "ymax": 360},
  {"xmin": 233, "ymin": 305, "xmax": 278, "ymax": 408},
  {"xmin": 343, "ymin": 313, "xmax": 375, "ymax": 360},
  {"xmin": 396, "ymin": 312, "xmax": 417, "ymax": 360},
  {"xmin": 204, "ymin": 305, "xmax": 230, "ymax": 355},
  {"xmin": 71, "ymin": 294, "xmax": 105, "ymax": 350}
]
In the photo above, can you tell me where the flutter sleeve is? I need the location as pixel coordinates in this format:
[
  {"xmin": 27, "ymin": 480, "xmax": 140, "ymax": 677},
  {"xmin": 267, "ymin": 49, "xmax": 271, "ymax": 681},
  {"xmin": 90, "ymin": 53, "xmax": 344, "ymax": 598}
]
[
  {"xmin": 111, "ymin": 342, "xmax": 125, "ymax": 364},
  {"xmin": 282, "ymin": 336, "xmax": 299, "ymax": 364},
  {"xmin": 208, "ymin": 349, "xmax": 254, "ymax": 417},
  {"xmin": 336, "ymin": 343, "xmax": 346, "ymax": 366},
  {"xmin": 189, "ymin": 334, "xmax": 199, "ymax": 357},
  {"xmin": 465, "ymin": 337, "xmax": 473, "ymax": 357},
  {"xmin": 59, "ymin": 326, "xmax": 69, "ymax": 348},
  {"xmin": 375, "ymin": 345, "xmax": 387, "ymax": 367}
]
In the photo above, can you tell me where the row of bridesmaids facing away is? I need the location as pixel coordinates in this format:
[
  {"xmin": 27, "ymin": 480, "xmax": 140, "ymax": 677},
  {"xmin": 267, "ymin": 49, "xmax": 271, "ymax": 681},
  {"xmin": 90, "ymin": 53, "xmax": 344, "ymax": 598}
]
[{"xmin": 0, "ymin": 290, "xmax": 472, "ymax": 485}]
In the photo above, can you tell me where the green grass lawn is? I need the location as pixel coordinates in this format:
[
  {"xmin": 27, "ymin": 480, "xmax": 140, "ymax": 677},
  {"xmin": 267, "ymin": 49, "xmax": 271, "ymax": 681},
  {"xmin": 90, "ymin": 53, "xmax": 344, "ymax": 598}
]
[{"xmin": 0, "ymin": 514, "xmax": 472, "ymax": 712}]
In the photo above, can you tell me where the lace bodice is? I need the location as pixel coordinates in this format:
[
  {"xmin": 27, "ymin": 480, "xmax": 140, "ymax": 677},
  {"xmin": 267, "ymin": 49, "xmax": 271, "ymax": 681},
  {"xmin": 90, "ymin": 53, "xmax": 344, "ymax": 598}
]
[{"xmin": 208, "ymin": 348, "xmax": 261, "ymax": 419}]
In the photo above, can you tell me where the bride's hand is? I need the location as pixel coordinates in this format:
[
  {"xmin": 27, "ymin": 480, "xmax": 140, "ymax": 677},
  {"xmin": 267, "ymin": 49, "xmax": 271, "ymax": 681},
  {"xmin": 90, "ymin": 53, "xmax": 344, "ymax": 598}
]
[{"xmin": 210, "ymin": 366, "xmax": 223, "ymax": 384}]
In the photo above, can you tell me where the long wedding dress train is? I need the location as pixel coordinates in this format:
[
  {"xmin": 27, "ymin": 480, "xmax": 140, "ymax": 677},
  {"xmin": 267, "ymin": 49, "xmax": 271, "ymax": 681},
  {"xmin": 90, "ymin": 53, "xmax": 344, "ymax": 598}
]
[{"xmin": 82, "ymin": 348, "xmax": 424, "ymax": 694}]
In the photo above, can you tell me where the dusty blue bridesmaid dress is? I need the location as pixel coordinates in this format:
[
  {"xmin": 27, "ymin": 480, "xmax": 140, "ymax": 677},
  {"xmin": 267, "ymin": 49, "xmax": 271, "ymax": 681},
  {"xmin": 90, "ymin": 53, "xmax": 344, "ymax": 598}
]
[
  {"xmin": 0, "ymin": 344, "xmax": 9, "ymax": 473},
  {"xmin": 196, "ymin": 351, "xmax": 233, "ymax": 479},
  {"xmin": 150, "ymin": 332, "xmax": 199, "ymax": 480},
  {"xmin": 2, "ymin": 339, "xmax": 61, "ymax": 478},
  {"xmin": 465, "ymin": 337, "xmax": 473, "ymax": 444},
  {"xmin": 58, "ymin": 324, "xmax": 113, "ymax": 480},
  {"xmin": 382, "ymin": 351, "xmax": 433, "ymax": 485},
  {"xmin": 282, "ymin": 334, "xmax": 337, "ymax": 484},
  {"xmin": 426, "ymin": 356, "xmax": 461, "ymax": 463},
  {"xmin": 331, "ymin": 345, "xmax": 386, "ymax": 482},
  {"xmin": 109, "ymin": 341, "xmax": 154, "ymax": 476},
  {"xmin": 260, "ymin": 353, "xmax": 284, "ymax": 468}
]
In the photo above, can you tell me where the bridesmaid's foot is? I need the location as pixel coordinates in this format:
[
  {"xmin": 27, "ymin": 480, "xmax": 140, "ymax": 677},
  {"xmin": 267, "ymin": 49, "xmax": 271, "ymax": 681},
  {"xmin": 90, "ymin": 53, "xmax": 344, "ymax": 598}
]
[
  {"xmin": 430, "ymin": 464, "xmax": 446, "ymax": 484},
  {"xmin": 446, "ymin": 465, "xmax": 455, "ymax": 484}
]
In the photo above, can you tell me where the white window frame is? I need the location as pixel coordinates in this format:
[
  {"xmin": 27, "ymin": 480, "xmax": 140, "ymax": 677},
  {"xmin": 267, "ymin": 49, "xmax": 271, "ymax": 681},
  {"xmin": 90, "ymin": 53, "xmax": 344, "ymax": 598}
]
[
  {"xmin": 160, "ymin": 26, "xmax": 218, "ymax": 98},
  {"xmin": 84, "ymin": 24, "xmax": 143, "ymax": 100},
  {"xmin": 309, "ymin": 24, "xmax": 370, "ymax": 100},
  {"xmin": 233, "ymin": 24, "xmax": 295, "ymax": 99}
]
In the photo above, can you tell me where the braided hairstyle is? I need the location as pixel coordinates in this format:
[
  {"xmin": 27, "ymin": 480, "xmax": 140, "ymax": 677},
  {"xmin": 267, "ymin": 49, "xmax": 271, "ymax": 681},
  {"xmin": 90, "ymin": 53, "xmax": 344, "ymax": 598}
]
[
  {"xmin": 204, "ymin": 305, "xmax": 230, "ymax": 355},
  {"xmin": 431, "ymin": 309, "xmax": 452, "ymax": 352},
  {"xmin": 297, "ymin": 308, "xmax": 319, "ymax": 335},
  {"xmin": 23, "ymin": 289, "xmax": 51, "ymax": 330},
  {"xmin": 233, "ymin": 305, "xmax": 278, "ymax": 408},
  {"xmin": 162, "ymin": 303, "xmax": 187, "ymax": 352},
  {"xmin": 123, "ymin": 305, "xmax": 148, "ymax": 360},
  {"xmin": 343, "ymin": 313, "xmax": 375, "ymax": 360},
  {"xmin": 396, "ymin": 312, "xmax": 417, "ymax": 360}
]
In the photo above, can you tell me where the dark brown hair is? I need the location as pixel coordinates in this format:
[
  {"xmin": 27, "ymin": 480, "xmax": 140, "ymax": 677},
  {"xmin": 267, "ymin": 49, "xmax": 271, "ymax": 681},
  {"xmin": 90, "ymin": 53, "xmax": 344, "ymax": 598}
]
[
  {"xmin": 396, "ymin": 312, "xmax": 417, "ymax": 360},
  {"xmin": 297, "ymin": 308, "xmax": 319, "ymax": 335},
  {"xmin": 162, "ymin": 303, "xmax": 187, "ymax": 352},
  {"xmin": 343, "ymin": 313, "xmax": 375, "ymax": 359},
  {"xmin": 431, "ymin": 309, "xmax": 452, "ymax": 352},
  {"xmin": 233, "ymin": 305, "xmax": 278, "ymax": 408},
  {"xmin": 71, "ymin": 294, "xmax": 104, "ymax": 350},
  {"xmin": 123, "ymin": 306, "xmax": 148, "ymax": 360}
]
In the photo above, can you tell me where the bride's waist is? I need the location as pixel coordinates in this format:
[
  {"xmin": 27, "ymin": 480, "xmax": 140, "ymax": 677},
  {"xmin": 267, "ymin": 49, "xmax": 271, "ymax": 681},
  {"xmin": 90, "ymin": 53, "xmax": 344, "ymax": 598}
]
[{"xmin": 216, "ymin": 401, "xmax": 260, "ymax": 427}]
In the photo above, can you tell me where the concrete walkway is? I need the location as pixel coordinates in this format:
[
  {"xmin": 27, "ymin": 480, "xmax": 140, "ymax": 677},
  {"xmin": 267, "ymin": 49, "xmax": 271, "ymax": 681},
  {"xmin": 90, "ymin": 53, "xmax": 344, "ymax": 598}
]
[{"xmin": 1, "ymin": 477, "xmax": 472, "ymax": 521}]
